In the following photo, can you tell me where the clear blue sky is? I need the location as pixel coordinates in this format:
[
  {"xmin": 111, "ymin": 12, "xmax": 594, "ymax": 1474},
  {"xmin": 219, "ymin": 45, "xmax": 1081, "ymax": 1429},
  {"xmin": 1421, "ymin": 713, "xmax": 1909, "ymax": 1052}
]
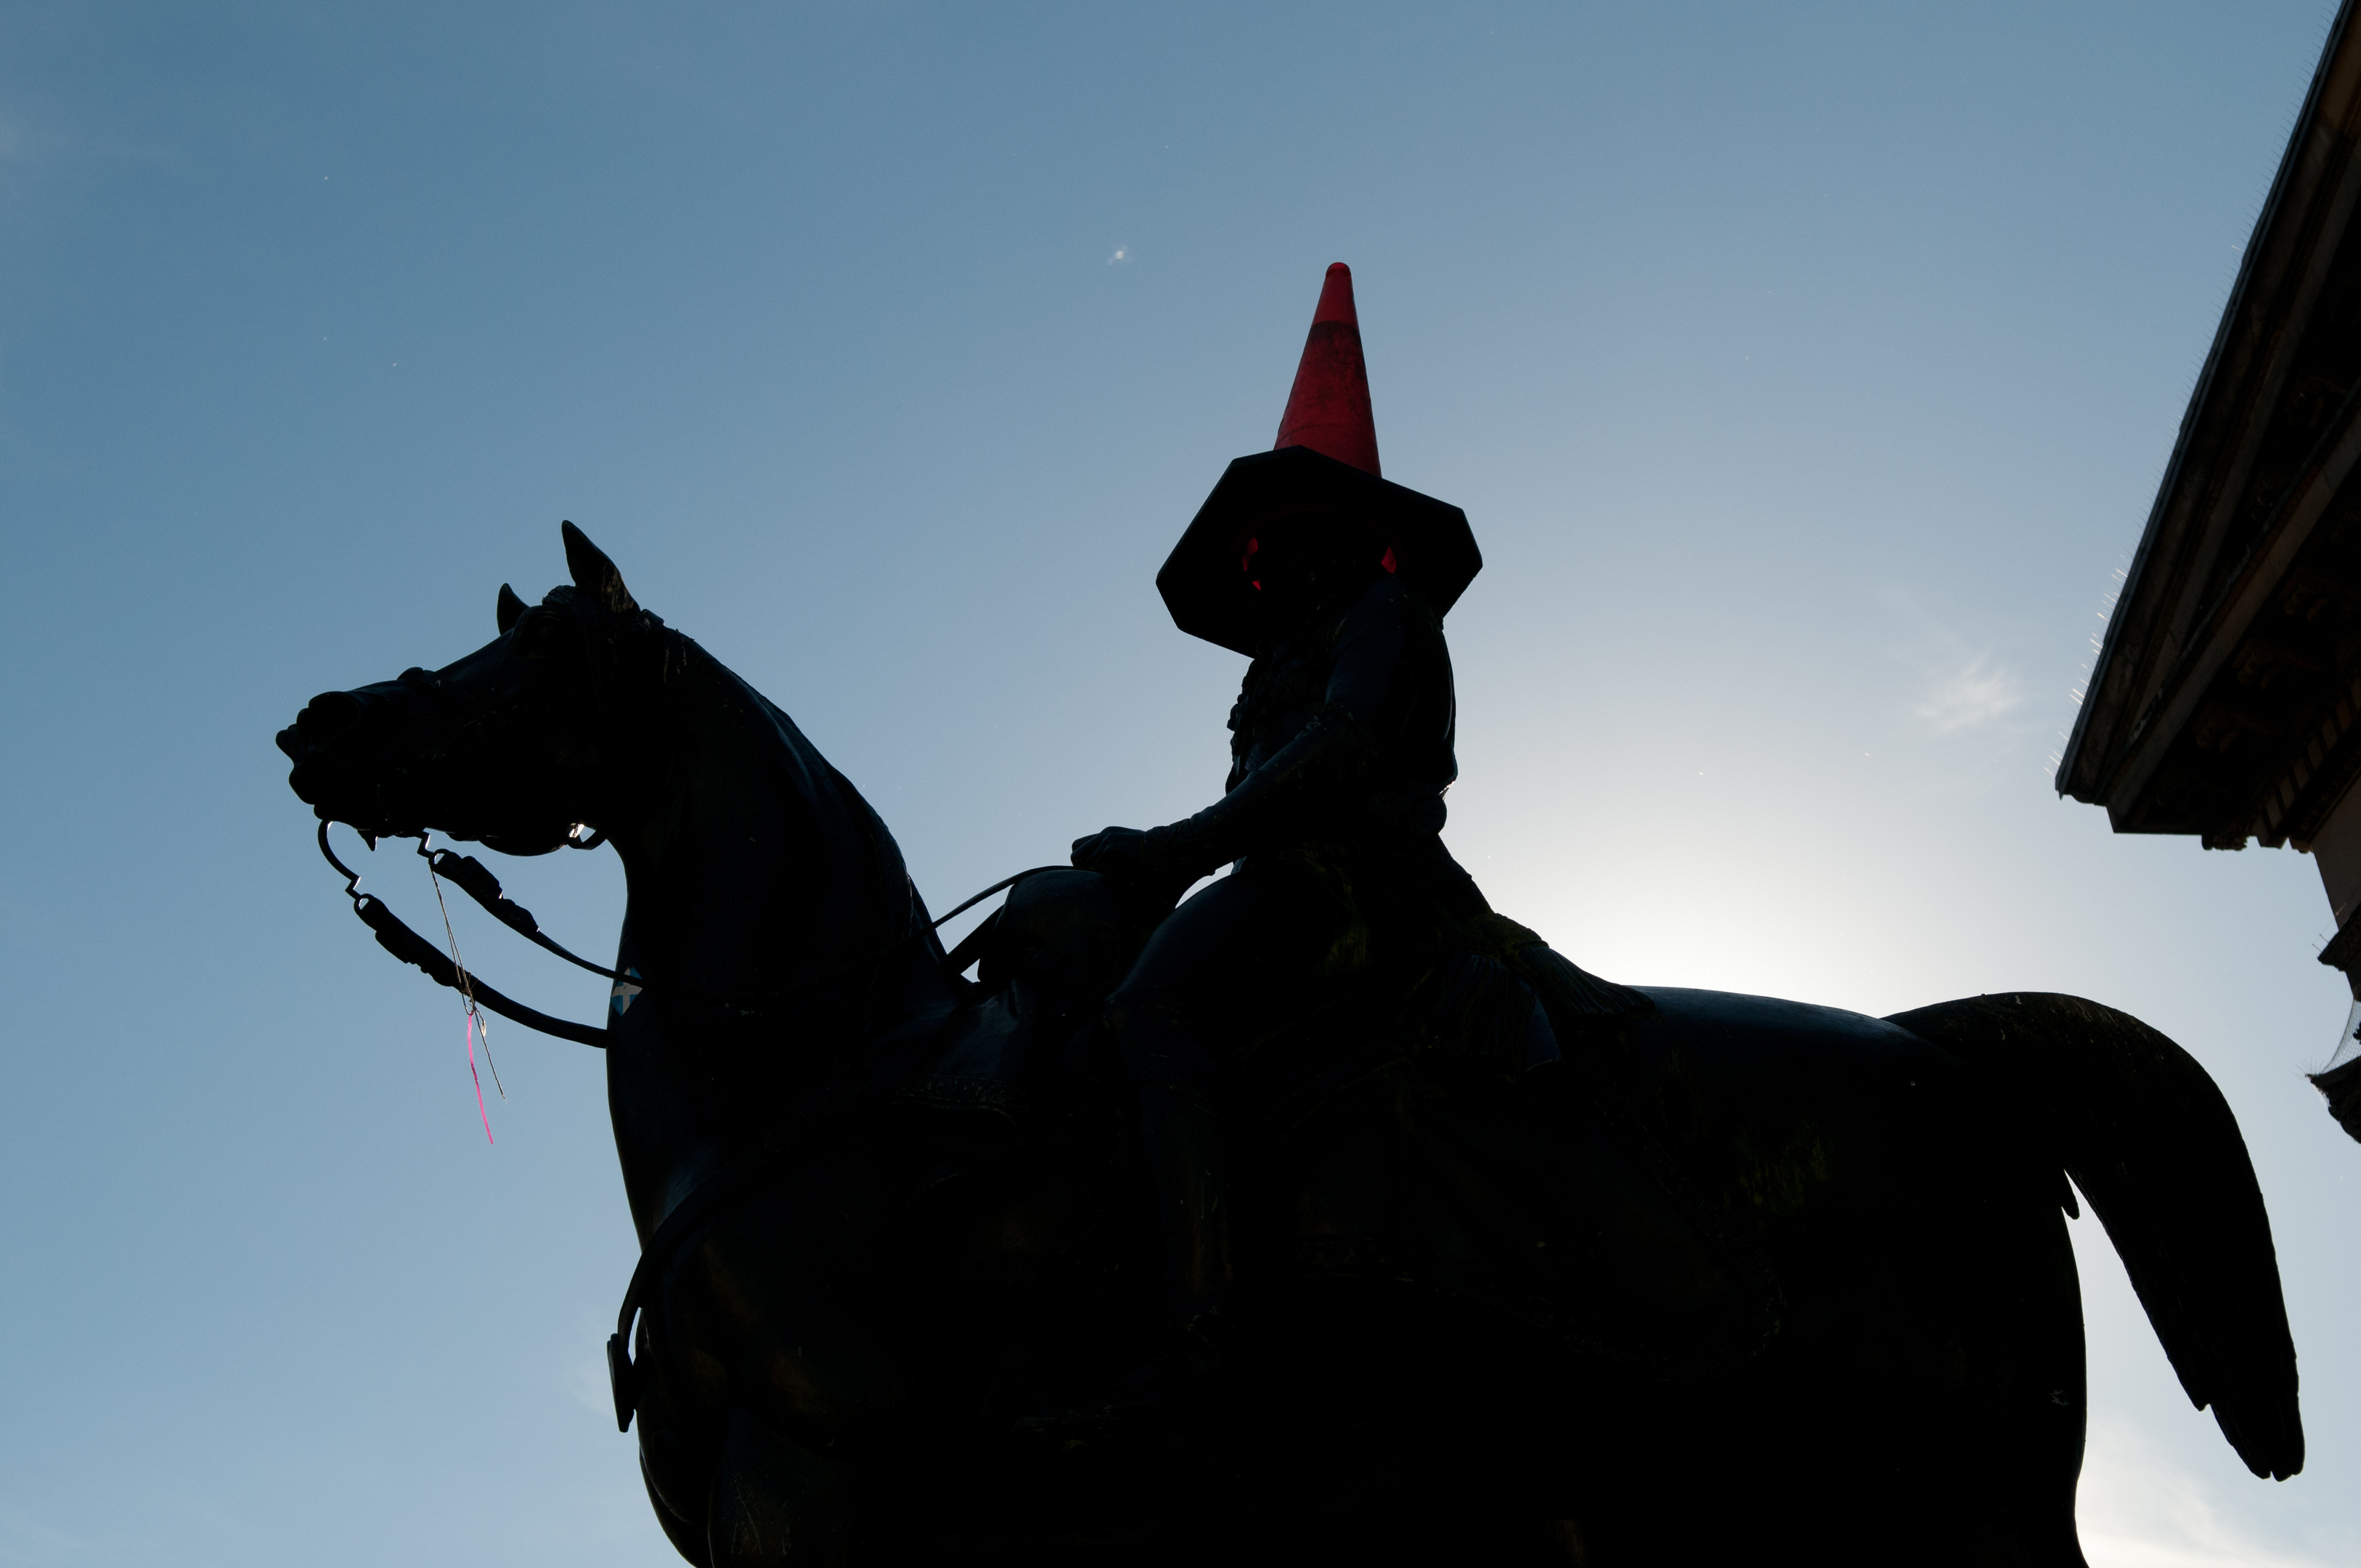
[{"xmin": 3, "ymin": 4, "xmax": 2355, "ymax": 1563}]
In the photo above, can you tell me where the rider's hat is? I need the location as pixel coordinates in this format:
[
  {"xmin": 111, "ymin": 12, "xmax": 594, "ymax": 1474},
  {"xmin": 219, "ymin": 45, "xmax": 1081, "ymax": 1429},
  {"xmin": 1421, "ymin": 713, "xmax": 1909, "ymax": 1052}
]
[{"xmin": 1157, "ymin": 263, "xmax": 1482, "ymax": 656}]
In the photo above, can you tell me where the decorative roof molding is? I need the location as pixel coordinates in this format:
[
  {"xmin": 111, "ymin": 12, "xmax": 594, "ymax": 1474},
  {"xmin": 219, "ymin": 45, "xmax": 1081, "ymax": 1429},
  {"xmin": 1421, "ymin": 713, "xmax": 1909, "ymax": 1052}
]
[{"xmin": 2062, "ymin": 0, "xmax": 2361, "ymax": 852}]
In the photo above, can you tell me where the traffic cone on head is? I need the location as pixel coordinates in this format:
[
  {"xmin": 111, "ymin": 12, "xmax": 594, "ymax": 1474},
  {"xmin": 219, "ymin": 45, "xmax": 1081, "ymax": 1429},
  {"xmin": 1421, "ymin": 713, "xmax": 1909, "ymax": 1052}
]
[
  {"xmin": 1273, "ymin": 263, "xmax": 1381, "ymax": 476},
  {"xmin": 1161, "ymin": 261, "xmax": 1477, "ymax": 655}
]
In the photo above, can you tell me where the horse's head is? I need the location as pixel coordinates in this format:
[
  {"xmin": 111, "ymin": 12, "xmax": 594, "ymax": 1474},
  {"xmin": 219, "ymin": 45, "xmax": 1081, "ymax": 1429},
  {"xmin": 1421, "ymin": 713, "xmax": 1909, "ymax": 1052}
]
[{"xmin": 278, "ymin": 523, "xmax": 669, "ymax": 854}]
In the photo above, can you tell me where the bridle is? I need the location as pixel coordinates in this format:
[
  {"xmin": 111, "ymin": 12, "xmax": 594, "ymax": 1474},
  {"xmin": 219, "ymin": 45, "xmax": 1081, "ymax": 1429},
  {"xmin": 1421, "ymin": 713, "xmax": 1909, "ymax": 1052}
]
[
  {"xmin": 310, "ymin": 591, "xmax": 1056, "ymax": 1043},
  {"xmin": 316, "ymin": 817, "xmax": 1059, "ymax": 1048},
  {"xmin": 310, "ymin": 597, "xmax": 686, "ymax": 1043}
]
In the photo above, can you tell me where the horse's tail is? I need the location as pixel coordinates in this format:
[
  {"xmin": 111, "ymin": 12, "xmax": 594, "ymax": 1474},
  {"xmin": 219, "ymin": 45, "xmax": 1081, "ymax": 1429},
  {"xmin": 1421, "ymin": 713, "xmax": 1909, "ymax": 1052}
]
[{"xmin": 1885, "ymin": 992, "xmax": 2303, "ymax": 1481}]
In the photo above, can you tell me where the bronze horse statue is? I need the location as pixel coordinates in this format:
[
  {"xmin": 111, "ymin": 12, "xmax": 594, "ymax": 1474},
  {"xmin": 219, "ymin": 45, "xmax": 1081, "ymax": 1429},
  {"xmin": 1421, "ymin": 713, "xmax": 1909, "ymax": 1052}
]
[{"xmin": 277, "ymin": 525, "xmax": 2301, "ymax": 1566}]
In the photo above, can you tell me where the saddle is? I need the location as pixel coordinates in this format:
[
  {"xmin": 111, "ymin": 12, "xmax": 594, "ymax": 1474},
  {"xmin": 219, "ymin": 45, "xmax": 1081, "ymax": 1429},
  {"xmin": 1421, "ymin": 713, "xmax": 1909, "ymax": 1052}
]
[{"xmin": 903, "ymin": 870, "xmax": 1780, "ymax": 1381}]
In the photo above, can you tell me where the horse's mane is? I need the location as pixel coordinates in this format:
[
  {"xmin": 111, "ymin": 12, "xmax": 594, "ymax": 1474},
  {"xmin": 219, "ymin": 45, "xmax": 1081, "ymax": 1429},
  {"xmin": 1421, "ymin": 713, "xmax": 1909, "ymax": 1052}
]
[
  {"xmin": 544, "ymin": 583, "xmax": 696, "ymax": 688},
  {"xmin": 544, "ymin": 581, "xmax": 929, "ymax": 991}
]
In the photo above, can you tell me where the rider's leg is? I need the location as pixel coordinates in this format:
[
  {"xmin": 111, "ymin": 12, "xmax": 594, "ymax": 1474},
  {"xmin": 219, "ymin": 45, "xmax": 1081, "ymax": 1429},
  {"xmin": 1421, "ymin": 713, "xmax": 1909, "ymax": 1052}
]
[
  {"xmin": 1103, "ymin": 872, "xmax": 1271, "ymax": 1326},
  {"xmin": 1111, "ymin": 994, "xmax": 1233, "ymax": 1319},
  {"xmin": 1008, "ymin": 875, "xmax": 1282, "ymax": 1436}
]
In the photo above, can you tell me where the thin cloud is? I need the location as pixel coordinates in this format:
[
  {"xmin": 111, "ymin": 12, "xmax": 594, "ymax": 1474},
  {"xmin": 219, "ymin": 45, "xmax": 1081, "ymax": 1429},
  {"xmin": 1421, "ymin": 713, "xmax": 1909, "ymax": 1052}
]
[
  {"xmin": 1913, "ymin": 653, "xmax": 2026, "ymax": 735},
  {"xmin": 1873, "ymin": 586, "xmax": 2033, "ymax": 740}
]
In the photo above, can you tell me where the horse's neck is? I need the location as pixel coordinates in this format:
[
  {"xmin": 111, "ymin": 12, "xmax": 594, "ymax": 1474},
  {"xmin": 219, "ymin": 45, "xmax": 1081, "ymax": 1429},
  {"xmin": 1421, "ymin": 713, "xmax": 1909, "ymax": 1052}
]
[
  {"xmin": 602, "ymin": 652, "xmax": 931, "ymax": 1240},
  {"xmin": 614, "ymin": 676, "xmax": 892, "ymax": 987}
]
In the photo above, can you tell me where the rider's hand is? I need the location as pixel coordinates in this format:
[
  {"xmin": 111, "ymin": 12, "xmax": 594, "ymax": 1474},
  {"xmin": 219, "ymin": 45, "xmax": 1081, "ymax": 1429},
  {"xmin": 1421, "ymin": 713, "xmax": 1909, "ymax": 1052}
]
[{"xmin": 1071, "ymin": 825, "xmax": 1154, "ymax": 877}]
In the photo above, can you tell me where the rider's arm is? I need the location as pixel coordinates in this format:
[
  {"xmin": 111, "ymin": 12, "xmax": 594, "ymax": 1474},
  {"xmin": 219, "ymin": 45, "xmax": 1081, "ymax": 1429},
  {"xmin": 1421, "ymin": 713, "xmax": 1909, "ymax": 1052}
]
[{"xmin": 1130, "ymin": 577, "xmax": 1414, "ymax": 878}]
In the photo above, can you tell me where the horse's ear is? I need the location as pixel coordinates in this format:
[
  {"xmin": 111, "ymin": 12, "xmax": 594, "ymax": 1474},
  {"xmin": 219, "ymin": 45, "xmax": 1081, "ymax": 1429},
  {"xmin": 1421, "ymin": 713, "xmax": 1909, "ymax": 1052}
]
[
  {"xmin": 561, "ymin": 520, "xmax": 639, "ymax": 616},
  {"xmin": 496, "ymin": 583, "xmax": 528, "ymax": 634}
]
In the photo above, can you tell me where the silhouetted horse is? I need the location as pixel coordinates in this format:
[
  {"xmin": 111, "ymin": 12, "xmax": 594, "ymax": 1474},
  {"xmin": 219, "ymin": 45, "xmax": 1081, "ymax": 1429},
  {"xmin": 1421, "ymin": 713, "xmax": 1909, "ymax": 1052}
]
[{"xmin": 277, "ymin": 526, "xmax": 2301, "ymax": 1567}]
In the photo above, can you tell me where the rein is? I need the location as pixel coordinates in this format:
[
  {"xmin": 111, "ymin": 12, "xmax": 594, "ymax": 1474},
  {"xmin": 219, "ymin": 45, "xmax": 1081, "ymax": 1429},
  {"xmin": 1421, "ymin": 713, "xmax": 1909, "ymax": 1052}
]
[
  {"xmin": 316, "ymin": 819, "xmax": 1060, "ymax": 1044},
  {"xmin": 319, "ymin": 822, "xmax": 613, "ymax": 1049}
]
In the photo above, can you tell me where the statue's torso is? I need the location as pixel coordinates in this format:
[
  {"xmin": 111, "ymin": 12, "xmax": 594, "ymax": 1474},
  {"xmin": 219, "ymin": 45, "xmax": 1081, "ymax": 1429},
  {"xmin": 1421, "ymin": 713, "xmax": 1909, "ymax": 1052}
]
[{"xmin": 1228, "ymin": 571, "xmax": 1459, "ymax": 839}]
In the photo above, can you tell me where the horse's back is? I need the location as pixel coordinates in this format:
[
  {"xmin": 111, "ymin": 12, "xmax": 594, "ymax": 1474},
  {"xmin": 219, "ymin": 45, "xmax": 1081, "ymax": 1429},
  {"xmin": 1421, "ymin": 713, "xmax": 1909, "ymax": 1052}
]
[
  {"xmin": 1631, "ymin": 984, "xmax": 1961, "ymax": 1094},
  {"xmin": 1621, "ymin": 985, "xmax": 2004, "ymax": 1228},
  {"xmin": 1620, "ymin": 982, "xmax": 2066, "ymax": 1310}
]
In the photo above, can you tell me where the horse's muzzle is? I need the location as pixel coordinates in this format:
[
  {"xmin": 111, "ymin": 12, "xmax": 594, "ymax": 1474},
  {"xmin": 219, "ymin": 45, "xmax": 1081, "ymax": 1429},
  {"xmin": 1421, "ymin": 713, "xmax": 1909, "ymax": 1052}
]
[
  {"xmin": 277, "ymin": 690, "xmax": 422, "ymax": 835},
  {"xmin": 277, "ymin": 691, "xmax": 363, "ymax": 762}
]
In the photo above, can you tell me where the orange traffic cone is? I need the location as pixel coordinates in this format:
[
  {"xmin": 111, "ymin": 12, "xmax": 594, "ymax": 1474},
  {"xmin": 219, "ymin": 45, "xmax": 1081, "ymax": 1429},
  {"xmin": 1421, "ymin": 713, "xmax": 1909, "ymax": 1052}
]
[{"xmin": 1273, "ymin": 264, "xmax": 1382, "ymax": 475}]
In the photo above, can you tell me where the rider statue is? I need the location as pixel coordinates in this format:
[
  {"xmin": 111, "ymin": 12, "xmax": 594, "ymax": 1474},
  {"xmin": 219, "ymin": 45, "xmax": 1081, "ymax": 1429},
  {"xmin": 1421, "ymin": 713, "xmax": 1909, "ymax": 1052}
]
[{"xmin": 1067, "ymin": 264, "xmax": 1498, "ymax": 1416}]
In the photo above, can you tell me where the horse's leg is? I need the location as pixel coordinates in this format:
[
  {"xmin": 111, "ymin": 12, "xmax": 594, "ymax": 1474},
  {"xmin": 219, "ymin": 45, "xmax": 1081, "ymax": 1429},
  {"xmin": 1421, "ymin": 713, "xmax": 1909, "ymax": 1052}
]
[
  {"xmin": 1965, "ymin": 1201, "xmax": 2091, "ymax": 1568},
  {"xmin": 1826, "ymin": 1181, "xmax": 2090, "ymax": 1567},
  {"xmin": 706, "ymin": 1406, "xmax": 852, "ymax": 1567}
]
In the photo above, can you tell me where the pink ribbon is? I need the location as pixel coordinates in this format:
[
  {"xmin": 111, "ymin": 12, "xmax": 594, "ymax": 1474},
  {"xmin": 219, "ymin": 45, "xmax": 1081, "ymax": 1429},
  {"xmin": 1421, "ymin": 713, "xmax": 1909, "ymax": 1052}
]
[{"xmin": 465, "ymin": 1011, "xmax": 494, "ymax": 1145}]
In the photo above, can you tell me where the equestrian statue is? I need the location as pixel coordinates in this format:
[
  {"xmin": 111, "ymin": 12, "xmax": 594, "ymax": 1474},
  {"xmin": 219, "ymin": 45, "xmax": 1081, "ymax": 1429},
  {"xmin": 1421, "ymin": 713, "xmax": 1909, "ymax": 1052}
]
[{"xmin": 277, "ymin": 264, "xmax": 2302, "ymax": 1566}]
